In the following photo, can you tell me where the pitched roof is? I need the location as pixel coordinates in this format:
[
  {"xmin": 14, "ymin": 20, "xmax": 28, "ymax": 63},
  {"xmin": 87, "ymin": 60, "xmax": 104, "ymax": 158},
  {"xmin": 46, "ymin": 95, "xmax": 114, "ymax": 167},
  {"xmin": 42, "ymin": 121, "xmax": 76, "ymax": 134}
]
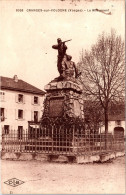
[
  {"xmin": 108, "ymin": 103, "xmax": 125, "ymax": 121},
  {"xmin": 0, "ymin": 76, "xmax": 45, "ymax": 95}
]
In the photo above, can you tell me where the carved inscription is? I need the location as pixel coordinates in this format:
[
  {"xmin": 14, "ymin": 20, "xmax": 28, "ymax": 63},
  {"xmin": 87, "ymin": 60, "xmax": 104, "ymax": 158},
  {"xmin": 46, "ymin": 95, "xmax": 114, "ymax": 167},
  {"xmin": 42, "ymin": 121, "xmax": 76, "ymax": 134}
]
[{"xmin": 49, "ymin": 97, "xmax": 64, "ymax": 117}]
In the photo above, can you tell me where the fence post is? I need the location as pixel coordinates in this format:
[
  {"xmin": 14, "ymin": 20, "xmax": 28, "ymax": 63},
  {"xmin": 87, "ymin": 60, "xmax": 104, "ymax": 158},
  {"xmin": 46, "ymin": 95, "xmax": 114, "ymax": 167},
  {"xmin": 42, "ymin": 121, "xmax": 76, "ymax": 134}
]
[
  {"xmin": 111, "ymin": 134, "xmax": 113, "ymax": 151},
  {"xmin": 22, "ymin": 129, "xmax": 25, "ymax": 153},
  {"xmin": 10, "ymin": 129, "xmax": 12, "ymax": 152},
  {"xmin": 89, "ymin": 130, "xmax": 90, "ymax": 155},
  {"xmin": 27, "ymin": 129, "xmax": 29, "ymax": 153},
  {"xmin": 2, "ymin": 128, "xmax": 5, "ymax": 151},
  {"xmin": 20, "ymin": 129, "xmax": 22, "ymax": 152},
  {"xmin": 35, "ymin": 126, "xmax": 37, "ymax": 153},
  {"xmin": 14, "ymin": 129, "xmax": 15, "ymax": 152},
  {"xmin": 113, "ymin": 134, "xmax": 115, "ymax": 151},
  {"xmin": 72, "ymin": 125, "xmax": 75, "ymax": 153},
  {"xmin": 99, "ymin": 126, "xmax": 101, "ymax": 154},
  {"xmin": 52, "ymin": 125, "xmax": 54, "ymax": 153}
]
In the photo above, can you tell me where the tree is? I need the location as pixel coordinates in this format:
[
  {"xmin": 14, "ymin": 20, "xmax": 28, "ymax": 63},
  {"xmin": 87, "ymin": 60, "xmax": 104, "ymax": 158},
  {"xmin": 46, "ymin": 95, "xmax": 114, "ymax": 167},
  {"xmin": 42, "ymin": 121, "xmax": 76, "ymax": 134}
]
[
  {"xmin": 79, "ymin": 30, "xmax": 125, "ymax": 148},
  {"xmin": 84, "ymin": 100, "xmax": 103, "ymax": 133}
]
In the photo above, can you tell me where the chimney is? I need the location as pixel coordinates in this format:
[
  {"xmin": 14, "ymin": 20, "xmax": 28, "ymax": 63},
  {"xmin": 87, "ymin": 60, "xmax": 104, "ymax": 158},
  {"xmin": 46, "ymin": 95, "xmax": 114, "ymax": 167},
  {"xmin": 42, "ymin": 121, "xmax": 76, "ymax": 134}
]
[{"xmin": 13, "ymin": 75, "xmax": 18, "ymax": 82}]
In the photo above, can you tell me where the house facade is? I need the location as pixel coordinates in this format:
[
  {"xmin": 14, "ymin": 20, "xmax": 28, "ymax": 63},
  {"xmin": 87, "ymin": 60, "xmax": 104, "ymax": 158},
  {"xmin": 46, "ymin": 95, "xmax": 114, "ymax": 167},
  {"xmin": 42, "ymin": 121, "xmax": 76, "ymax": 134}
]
[
  {"xmin": 100, "ymin": 120, "xmax": 125, "ymax": 136},
  {"xmin": 100, "ymin": 103, "xmax": 125, "ymax": 137},
  {"xmin": 84, "ymin": 100, "xmax": 125, "ymax": 137},
  {"xmin": 0, "ymin": 75, "xmax": 45, "ymax": 137}
]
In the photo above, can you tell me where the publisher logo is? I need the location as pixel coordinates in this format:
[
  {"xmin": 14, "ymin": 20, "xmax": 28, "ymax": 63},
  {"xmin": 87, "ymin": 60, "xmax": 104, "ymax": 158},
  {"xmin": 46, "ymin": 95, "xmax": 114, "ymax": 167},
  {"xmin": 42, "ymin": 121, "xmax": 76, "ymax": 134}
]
[{"xmin": 4, "ymin": 178, "xmax": 24, "ymax": 187}]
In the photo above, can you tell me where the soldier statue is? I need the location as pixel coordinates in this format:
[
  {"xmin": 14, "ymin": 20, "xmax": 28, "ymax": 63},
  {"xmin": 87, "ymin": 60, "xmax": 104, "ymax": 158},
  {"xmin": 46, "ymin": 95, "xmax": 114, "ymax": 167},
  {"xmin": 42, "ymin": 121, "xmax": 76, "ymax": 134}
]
[
  {"xmin": 52, "ymin": 38, "xmax": 81, "ymax": 81},
  {"xmin": 62, "ymin": 55, "xmax": 78, "ymax": 79},
  {"xmin": 52, "ymin": 38, "xmax": 70, "ymax": 75}
]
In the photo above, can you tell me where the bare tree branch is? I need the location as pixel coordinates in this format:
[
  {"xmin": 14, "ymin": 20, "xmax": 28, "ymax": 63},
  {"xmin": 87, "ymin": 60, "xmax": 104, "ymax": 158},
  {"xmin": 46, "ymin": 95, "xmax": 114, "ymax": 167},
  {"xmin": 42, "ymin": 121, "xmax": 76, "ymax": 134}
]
[{"xmin": 78, "ymin": 30, "xmax": 125, "ymax": 141}]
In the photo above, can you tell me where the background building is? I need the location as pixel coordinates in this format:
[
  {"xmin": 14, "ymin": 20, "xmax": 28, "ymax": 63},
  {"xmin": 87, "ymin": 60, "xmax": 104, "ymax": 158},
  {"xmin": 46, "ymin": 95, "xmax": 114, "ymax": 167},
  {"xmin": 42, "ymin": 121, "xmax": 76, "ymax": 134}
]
[
  {"xmin": 84, "ymin": 100, "xmax": 125, "ymax": 137},
  {"xmin": 100, "ymin": 103, "xmax": 125, "ymax": 137},
  {"xmin": 0, "ymin": 75, "xmax": 45, "ymax": 137}
]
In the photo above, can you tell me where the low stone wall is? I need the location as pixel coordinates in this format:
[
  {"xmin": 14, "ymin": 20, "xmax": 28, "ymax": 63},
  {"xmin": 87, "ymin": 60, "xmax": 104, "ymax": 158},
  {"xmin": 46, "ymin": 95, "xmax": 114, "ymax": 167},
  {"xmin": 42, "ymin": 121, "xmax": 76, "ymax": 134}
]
[
  {"xmin": 76, "ymin": 151, "xmax": 125, "ymax": 164},
  {"xmin": 1, "ymin": 152, "xmax": 48, "ymax": 162},
  {"xmin": 1, "ymin": 151, "xmax": 125, "ymax": 163}
]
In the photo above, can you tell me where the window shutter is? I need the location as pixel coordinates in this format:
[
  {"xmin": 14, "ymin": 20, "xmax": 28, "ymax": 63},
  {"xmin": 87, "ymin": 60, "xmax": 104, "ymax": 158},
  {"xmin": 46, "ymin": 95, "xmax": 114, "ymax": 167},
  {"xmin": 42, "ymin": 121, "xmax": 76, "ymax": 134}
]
[
  {"xmin": 23, "ymin": 110, "xmax": 25, "ymax": 120},
  {"xmin": 15, "ymin": 109, "xmax": 18, "ymax": 119},
  {"xmin": 38, "ymin": 97, "xmax": 40, "ymax": 105},
  {"xmin": 31, "ymin": 111, "xmax": 34, "ymax": 121},
  {"xmin": 38, "ymin": 111, "xmax": 41, "ymax": 121},
  {"xmin": 23, "ymin": 95, "xmax": 25, "ymax": 104},
  {"xmin": 31, "ymin": 96, "xmax": 34, "ymax": 105},
  {"xmin": 41, "ymin": 105, "xmax": 44, "ymax": 113},
  {"xmin": 15, "ymin": 94, "xmax": 18, "ymax": 103},
  {"xmin": 4, "ymin": 109, "xmax": 7, "ymax": 119}
]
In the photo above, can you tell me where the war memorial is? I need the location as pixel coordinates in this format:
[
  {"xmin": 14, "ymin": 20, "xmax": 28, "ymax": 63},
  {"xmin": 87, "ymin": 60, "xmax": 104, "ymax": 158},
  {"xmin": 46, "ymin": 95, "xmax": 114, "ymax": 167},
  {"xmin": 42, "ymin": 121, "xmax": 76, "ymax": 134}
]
[
  {"xmin": 1, "ymin": 38, "xmax": 125, "ymax": 163},
  {"xmin": 42, "ymin": 38, "xmax": 84, "ymax": 127}
]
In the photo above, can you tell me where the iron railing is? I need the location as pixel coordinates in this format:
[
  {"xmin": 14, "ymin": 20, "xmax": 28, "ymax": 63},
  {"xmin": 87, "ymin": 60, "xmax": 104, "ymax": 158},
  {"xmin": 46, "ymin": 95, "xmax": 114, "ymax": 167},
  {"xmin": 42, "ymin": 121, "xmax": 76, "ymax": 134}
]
[{"xmin": 1, "ymin": 125, "xmax": 125, "ymax": 155}]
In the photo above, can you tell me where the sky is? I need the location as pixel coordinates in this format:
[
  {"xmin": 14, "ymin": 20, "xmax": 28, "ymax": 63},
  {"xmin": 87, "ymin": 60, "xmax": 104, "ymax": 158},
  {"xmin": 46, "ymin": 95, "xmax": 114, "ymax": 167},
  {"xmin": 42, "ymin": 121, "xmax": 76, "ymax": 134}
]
[{"xmin": 0, "ymin": 0, "xmax": 125, "ymax": 91}]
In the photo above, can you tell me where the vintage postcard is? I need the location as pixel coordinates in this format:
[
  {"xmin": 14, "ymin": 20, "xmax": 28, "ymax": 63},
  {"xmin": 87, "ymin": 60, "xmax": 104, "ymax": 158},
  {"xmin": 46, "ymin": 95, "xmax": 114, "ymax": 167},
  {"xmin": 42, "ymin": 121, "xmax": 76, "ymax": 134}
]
[{"xmin": 0, "ymin": 0, "xmax": 125, "ymax": 194}]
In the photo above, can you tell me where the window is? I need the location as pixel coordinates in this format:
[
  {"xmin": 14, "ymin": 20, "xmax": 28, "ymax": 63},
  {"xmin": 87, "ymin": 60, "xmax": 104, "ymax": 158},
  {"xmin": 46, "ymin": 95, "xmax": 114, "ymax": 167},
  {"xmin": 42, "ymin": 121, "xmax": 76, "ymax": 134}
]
[
  {"xmin": 0, "ymin": 91, "xmax": 5, "ymax": 101},
  {"xmin": 18, "ymin": 126, "xmax": 23, "ymax": 139},
  {"xmin": 18, "ymin": 94, "xmax": 23, "ymax": 103},
  {"xmin": 15, "ymin": 109, "xmax": 24, "ymax": 120},
  {"xmin": 34, "ymin": 111, "xmax": 38, "ymax": 122},
  {"xmin": 18, "ymin": 109, "xmax": 23, "ymax": 119},
  {"xmin": 116, "ymin": 120, "xmax": 121, "ymax": 126},
  {"xmin": 16, "ymin": 94, "xmax": 25, "ymax": 103},
  {"xmin": 4, "ymin": 125, "xmax": 9, "ymax": 134},
  {"xmin": 34, "ymin": 96, "xmax": 38, "ymax": 104},
  {"xmin": 0, "ymin": 108, "xmax": 5, "ymax": 121}
]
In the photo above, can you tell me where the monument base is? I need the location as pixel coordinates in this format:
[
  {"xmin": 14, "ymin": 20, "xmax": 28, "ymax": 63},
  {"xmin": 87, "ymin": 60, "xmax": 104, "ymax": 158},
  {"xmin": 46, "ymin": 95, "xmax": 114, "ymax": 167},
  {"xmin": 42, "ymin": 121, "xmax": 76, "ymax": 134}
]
[
  {"xmin": 39, "ymin": 79, "xmax": 85, "ymax": 152},
  {"xmin": 42, "ymin": 80, "xmax": 84, "ymax": 120}
]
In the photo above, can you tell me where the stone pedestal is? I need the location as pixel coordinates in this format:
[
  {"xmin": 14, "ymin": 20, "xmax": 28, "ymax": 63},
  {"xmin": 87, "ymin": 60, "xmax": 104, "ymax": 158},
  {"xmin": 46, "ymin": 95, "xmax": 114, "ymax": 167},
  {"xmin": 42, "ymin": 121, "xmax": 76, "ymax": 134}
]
[{"xmin": 42, "ymin": 80, "xmax": 84, "ymax": 119}]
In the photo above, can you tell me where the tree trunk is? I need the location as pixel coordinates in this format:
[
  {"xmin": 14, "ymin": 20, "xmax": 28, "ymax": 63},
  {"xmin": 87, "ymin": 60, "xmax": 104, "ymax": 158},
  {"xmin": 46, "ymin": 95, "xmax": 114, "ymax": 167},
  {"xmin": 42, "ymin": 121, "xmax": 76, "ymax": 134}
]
[{"xmin": 105, "ymin": 108, "xmax": 108, "ymax": 150}]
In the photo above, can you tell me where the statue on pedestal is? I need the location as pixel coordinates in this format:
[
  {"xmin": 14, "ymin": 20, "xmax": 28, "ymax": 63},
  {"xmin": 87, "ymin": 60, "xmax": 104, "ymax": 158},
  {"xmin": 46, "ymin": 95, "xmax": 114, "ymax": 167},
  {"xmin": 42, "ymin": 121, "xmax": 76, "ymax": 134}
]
[
  {"xmin": 62, "ymin": 55, "xmax": 78, "ymax": 79},
  {"xmin": 52, "ymin": 38, "xmax": 68, "ymax": 75},
  {"xmin": 52, "ymin": 38, "xmax": 81, "ymax": 81},
  {"xmin": 40, "ymin": 37, "xmax": 84, "ymax": 153}
]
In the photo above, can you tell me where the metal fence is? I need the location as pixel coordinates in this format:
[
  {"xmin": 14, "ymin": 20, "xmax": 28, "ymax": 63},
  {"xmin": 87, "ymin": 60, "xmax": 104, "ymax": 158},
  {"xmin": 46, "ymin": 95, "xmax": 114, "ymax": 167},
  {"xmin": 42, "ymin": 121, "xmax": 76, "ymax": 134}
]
[{"xmin": 1, "ymin": 125, "xmax": 125, "ymax": 156}]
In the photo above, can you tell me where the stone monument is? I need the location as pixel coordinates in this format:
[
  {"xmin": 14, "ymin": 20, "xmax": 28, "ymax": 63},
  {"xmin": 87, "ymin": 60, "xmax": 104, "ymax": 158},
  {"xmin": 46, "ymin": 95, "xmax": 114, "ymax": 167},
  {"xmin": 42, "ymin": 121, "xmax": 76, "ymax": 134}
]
[{"xmin": 41, "ymin": 38, "xmax": 84, "ymax": 122}]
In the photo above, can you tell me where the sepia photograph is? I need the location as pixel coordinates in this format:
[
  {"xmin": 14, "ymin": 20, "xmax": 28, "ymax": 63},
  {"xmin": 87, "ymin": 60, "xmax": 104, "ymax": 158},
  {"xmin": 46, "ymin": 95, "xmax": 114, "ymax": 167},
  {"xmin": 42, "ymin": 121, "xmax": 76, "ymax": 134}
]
[{"xmin": 0, "ymin": 0, "xmax": 125, "ymax": 194}]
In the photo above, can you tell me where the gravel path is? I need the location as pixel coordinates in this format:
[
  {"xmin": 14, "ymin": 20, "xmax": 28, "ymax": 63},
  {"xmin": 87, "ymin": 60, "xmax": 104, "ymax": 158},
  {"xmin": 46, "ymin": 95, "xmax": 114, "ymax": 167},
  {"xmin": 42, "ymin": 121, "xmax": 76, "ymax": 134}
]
[{"xmin": 1, "ymin": 156, "xmax": 125, "ymax": 194}]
